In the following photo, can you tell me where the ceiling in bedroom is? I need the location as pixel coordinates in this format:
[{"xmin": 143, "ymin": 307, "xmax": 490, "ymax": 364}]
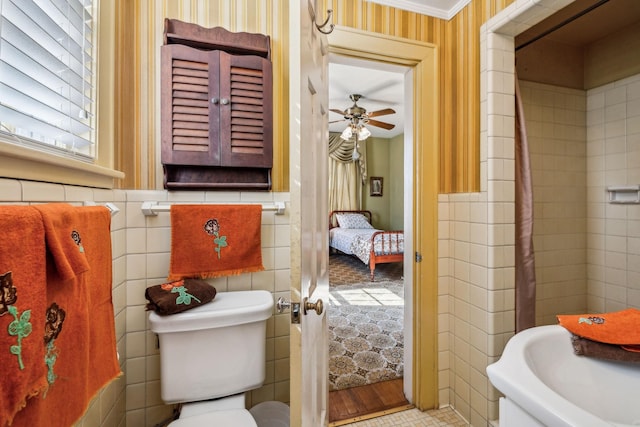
[
  {"xmin": 366, "ymin": 0, "xmax": 472, "ymax": 20},
  {"xmin": 328, "ymin": 56, "xmax": 407, "ymax": 139}
]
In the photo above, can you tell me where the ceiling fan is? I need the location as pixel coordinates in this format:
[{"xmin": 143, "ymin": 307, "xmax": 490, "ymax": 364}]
[{"xmin": 330, "ymin": 94, "xmax": 396, "ymax": 135}]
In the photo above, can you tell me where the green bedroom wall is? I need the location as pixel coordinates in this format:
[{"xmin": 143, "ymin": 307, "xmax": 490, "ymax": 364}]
[
  {"xmin": 363, "ymin": 135, "xmax": 404, "ymax": 230},
  {"xmin": 389, "ymin": 133, "xmax": 404, "ymax": 230}
]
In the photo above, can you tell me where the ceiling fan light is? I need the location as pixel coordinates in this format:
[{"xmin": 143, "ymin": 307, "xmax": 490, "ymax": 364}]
[
  {"xmin": 340, "ymin": 126, "xmax": 353, "ymax": 140},
  {"xmin": 358, "ymin": 126, "xmax": 371, "ymax": 140},
  {"xmin": 352, "ymin": 146, "xmax": 360, "ymax": 161}
]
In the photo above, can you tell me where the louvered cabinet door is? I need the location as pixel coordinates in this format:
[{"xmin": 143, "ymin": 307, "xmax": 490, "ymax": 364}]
[
  {"xmin": 161, "ymin": 44, "xmax": 220, "ymax": 166},
  {"xmin": 218, "ymin": 52, "xmax": 273, "ymax": 168}
]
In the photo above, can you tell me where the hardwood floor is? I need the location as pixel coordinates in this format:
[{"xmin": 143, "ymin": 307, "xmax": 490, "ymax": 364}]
[{"xmin": 328, "ymin": 379, "xmax": 413, "ymax": 426}]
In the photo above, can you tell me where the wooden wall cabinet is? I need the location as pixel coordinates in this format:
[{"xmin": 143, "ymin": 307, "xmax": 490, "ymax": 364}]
[{"xmin": 161, "ymin": 19, "xmax": 273, "ymax": 190}]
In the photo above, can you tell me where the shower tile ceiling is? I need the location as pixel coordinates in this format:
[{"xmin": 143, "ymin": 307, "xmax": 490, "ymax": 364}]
[{"xmin": 516, "ymin": 0, "xmax": 640, "ymax": 47}]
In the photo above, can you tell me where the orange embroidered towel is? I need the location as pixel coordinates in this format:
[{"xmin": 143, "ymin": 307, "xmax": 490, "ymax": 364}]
[
  {"xmin": 168, "ymin": 204, "xmax": 265, "ymax": 280},
  {"xmin": 557, "ymin": 308, "xmax": 640, "ymax": 346},
  {"xmin": 12, "ymin": 205, "xmax": 121, "ymax": 427},
  {"xmin": 0, "ymin": 206, "xmax": 49, "ymax": 427},
  {"xmin": 34, "ymin": 203, "xmax": 91, "ymax": 281},
  {"xmin": 74, "ymin": 207, "xmax": 121, "ymax": 403}
]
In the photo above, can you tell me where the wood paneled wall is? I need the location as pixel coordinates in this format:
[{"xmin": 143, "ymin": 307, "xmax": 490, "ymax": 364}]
[{"xmin": 114, "ymin": 0, "xmax": 515, "ymax": 192}]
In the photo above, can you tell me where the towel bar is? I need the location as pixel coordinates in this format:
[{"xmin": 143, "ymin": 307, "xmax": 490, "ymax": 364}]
[
  {"xmin": 83, "ymin": 201, "xmax": 120, "ymax": 216},
  {"xmin": 141, "ymin": 201, "xmax": 286, "ymax": 216}
]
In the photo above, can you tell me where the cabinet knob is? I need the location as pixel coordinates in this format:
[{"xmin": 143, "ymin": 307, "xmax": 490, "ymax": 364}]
[
  {"xmin": 220, "ymin": 98, "xmax": 230, "ymax": 105},
  {"xmin": 211, "ymin": 97, "xmax": 219, "ymax": 105}
]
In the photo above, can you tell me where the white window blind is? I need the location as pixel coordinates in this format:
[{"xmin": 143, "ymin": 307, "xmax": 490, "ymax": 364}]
[{"xmin": 0, "ymin": 0, "xmax": 96, "ymax": 159}]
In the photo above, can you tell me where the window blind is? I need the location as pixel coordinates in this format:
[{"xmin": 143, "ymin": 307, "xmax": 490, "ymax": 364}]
[{"xmin": 0, "ymin": 0, "xmax": 96, "ymax": 159}]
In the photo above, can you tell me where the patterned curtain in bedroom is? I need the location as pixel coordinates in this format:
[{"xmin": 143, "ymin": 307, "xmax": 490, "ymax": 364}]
[{"xmin": 328, "ymin": 133, "xmax": 367, "ymax": 213}]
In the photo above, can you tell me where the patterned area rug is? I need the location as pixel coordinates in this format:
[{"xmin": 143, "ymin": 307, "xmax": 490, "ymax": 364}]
[{"xmin": 328, "ymin": 279, "xmax": 404, "ymax": 391}]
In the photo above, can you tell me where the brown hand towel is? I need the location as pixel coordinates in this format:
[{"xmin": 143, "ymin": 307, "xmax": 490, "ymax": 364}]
[
  {"xmin": 146, "ymin": 279, "xmax": 217, "ymax": 315},
  {"xmin": 571, "ymin": 334, "xmax": 640, "ymax": 363}
]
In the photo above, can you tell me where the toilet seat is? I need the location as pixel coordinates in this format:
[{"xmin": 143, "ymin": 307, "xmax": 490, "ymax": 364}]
[{"xmin": 168, "ymin": 409, "xmax": 258, "ymax": 427}]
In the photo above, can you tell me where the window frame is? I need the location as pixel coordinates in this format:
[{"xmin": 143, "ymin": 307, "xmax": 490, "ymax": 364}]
[{"xmin": 0, "ymin": 0, "xmax": 123, "ymax": 188}]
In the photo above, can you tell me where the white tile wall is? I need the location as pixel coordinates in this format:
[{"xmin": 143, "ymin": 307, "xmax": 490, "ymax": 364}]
[
  {"xmin": 125, "ymin": 191, "xmax": 291, "ymax": 426},
  {"xmin": 587, "ymin": 73, "xmax": 640, "ymax": 312},
  {"xmin": 519, "ymin": 80, "xmax": 588, "ymax": 325},
  {"xmin": 0, "ymin": 179, "xmax": 127, "ymax": 427},
  {"xmin": 0, "ymin": 180, "xmax": 290, "ymax": 427},
  {"xmin": 438, "ymin": 1, "xmax": 584, "ymax": 426}
]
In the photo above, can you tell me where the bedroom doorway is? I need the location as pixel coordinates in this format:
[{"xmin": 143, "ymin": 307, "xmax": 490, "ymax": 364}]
[
  {"xmin": 327, "ymin": 55, "xmax": 411, "ymax": 425},
  {"xmin": 326, "ymin": 26, "xmax": 439, "ymax": 423}
]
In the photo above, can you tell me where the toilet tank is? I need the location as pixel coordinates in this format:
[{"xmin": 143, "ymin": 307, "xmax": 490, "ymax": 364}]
[{"xmin": 148, "ymin": 290, "xmax": 273, "ymax": 404}]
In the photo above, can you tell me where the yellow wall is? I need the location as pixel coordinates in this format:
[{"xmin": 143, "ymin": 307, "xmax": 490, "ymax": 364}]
[
  {"xmin": 319, "ymin": 0, "xmax": 515, "ymax": 193},
  {"xmin": 115, "ymin": 0, "xmax": 290, "ymax": 190},
  {"xmin": 114, "ymin": 0, "xmax": 516, "ymax": 193}
]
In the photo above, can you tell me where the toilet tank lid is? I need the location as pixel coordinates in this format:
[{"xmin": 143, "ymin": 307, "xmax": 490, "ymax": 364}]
[{"xmin": 148, "ymin": 290, "xmax": 273, "ymax": 333}]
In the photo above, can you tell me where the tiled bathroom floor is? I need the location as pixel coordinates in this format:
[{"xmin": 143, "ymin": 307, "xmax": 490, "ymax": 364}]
[{"xmin": 340, "ymin": 407, "xmax": 469, "ymax": 426}]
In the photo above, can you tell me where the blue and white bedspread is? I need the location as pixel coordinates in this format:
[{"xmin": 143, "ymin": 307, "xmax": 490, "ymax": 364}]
[{"xmin": 329, "ymin": 227, "xmax": 404, "ymax": 265}]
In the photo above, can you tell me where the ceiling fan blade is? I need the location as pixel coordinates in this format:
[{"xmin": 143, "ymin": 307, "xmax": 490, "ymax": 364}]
[
  {"xmin": 330, "ymin": 108, "xmax": 347, "ymax": 116},
  {"xmin": 366, "ymin": 119, "xmax": 395, "ymax": 130},
  {"xmin": 329, "ymin": 119, "xmax": 347, "ymax": 124},
  {"xmin": 367, "ymin": 108, "xmax": 396, "ymax": 118}
]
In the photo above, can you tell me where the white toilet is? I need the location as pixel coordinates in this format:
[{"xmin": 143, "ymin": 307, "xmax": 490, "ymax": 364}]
[{"xmin": 148, "ymin": 289, "xmax": 289, "ymax": 426}]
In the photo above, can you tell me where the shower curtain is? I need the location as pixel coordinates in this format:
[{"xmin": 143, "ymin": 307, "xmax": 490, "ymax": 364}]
[
  {"xmin": 515, "ymin": 74, "xmax": 537, "ymax": 332},
  {"xmin": 328, "ymin": 133, "xmax": 367, "ymax": 213}
]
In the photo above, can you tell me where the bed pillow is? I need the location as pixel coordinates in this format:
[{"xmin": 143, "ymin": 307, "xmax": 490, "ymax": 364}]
[{"xmin": 335, "ymin": 213, "xmax": 374, "ymax": 229}]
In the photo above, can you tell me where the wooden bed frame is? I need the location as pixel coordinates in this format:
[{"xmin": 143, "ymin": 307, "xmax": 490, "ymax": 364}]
[{"xmin": 329, "ymin": 210, "xmax": 404, "ymax": 281}]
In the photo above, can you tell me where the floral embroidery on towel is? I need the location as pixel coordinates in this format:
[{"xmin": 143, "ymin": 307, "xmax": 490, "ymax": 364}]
[
  {"xmin": 578, "ymin": 316, "xmax": 605, "ymax": 325},
  {"xmin": 2, "ymin": 272, "xmax": 32, "ymax": 370},
  {"xmin": 0, "ymin": 271, "xmax": 17, "ymax": 316},
  {"xmin": 71, "ymin": 230, "xmax": 84, "ymax": 253},
  {"xmin": 161, "ymin": 280, "xmax": 202, "ymax": 306},
  {"xmin": 44, "ymin": 302, "xmax": 66, "ymax": 385},
  {"xmin": 204, "ymin": 219, "xmax": 228, "ymax": 259}
]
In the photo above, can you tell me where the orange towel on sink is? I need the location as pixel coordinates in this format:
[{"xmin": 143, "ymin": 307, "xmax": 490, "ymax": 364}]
[
  {"xmin": 11, "ymin": 204, "xmax": 121, "ymax": 427},
  {"xmin": 557, "ymin": 308, "xmax": 640, "ymax": 349},
  {"xmin": 168, "ymin": 204, "xmax": 265, "ymax": 280},
  {"xmin": 0, "ymin": 206, "xmax": 49, "ymax": 427}
]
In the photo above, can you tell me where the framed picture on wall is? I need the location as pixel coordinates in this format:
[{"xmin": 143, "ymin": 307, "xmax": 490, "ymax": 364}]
[{"xmin": 370, "ymin": 176, "xmax": 383, "ymax": 197}]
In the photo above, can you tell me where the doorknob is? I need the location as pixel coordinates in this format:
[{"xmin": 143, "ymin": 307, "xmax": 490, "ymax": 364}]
[{"xmin": 303, "ymin": 297, "xmax": 324, "ymax": 315}]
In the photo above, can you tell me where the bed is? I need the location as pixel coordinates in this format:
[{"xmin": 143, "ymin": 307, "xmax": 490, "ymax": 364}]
[{"xmin": 329, "ymin": 210, "xmax": 404, "ymax": 281}]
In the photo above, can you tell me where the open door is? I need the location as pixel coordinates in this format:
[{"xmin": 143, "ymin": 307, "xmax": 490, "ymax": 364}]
[{"xmin": 289, "ymin": 1, "xmax": 330, "ymax": 426}]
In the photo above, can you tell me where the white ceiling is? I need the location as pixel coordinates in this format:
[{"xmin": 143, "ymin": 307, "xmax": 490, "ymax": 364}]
[
  {"xmin": 328, "ymin": 55, "xmax": 407, "ymax": 139},
  {"xmin": 366, "ymin": 0, "xmax": 472, "ymax": 20}
]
